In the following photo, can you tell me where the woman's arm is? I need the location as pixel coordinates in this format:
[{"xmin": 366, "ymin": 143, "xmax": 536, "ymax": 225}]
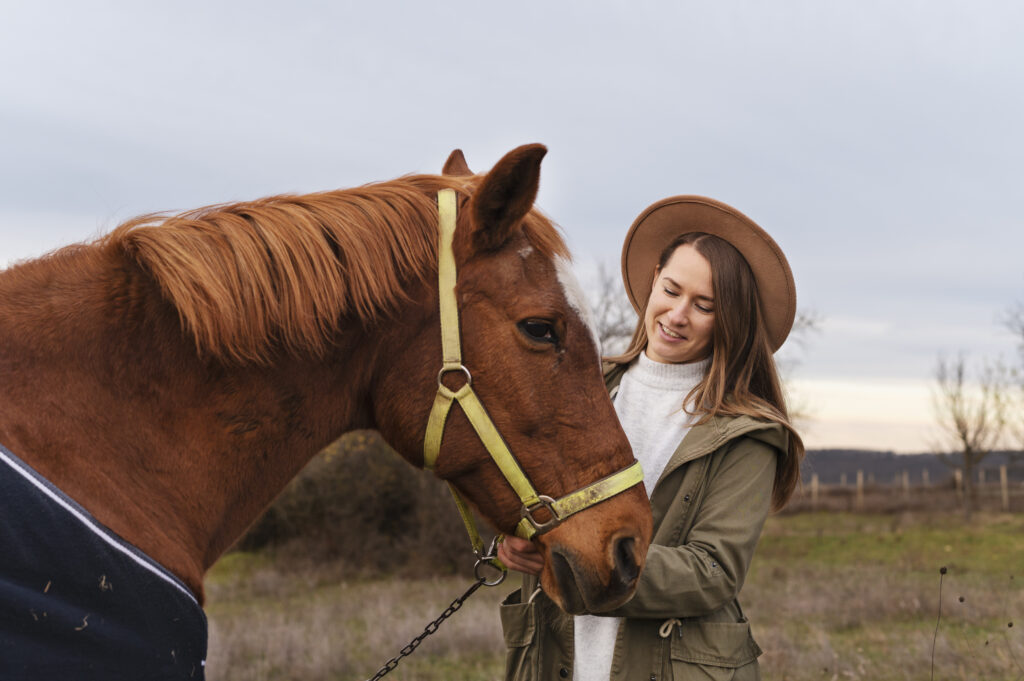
[
  {"xmin": 608, "ymin": 438, "xmax": 777, "ymax": 619},
  {"xmin": 498, "ymin": 438, "xmax": 777, "ymax": 618}
]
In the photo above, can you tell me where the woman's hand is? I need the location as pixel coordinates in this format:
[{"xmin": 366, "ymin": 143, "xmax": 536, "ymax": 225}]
[{"xmin": 498, "ymin": 535, "xmax": 544, "ymax": 576}]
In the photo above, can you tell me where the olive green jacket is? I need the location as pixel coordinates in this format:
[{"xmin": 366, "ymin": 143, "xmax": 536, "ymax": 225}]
[{"xmin": 499, "ymin": 366, "xmax": 786, "ymax": 681}]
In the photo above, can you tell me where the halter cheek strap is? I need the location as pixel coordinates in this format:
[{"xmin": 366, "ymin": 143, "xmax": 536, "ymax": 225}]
[{"xmin": 422, "ymin": 189, "xmax": 644, "ymax": 549}]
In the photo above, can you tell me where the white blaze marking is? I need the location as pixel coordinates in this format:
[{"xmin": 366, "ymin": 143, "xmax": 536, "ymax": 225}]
[
  {"xmin": 518, "ymin": 245, "xmax": 534, "ymax": 259},
  {"xmin": 554, "ymin": 256, "xmax": 602, "ymax": 362}
]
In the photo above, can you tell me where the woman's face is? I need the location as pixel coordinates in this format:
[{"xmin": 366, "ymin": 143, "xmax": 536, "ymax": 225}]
[{"xmin": 644, "ymin": 244, "xmax": 715, "ymax": 364}]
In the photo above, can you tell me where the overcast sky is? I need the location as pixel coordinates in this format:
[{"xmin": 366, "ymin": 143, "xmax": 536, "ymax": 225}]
[{"xmin": 2, "ymin": 2, "xmax": 1022, "ymax": 452}]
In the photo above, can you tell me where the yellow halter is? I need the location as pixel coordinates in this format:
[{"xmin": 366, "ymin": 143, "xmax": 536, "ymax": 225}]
[{"xmin": 423, "ymin": 189, "xmax": 644, "ymax": 554}]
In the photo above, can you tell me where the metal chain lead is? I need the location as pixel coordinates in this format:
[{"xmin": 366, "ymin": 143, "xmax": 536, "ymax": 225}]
[
  {"xmin": 365, "ymin": 577, "xmax": 486, "ymax": 681},
  {"xmin": 365, "ymin": 539, "xmax": 507, "ymax": 681}
]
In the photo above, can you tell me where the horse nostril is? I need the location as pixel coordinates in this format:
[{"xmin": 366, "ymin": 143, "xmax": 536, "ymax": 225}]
[{"xmin": 614, "ymin": 536, "xmax": 639, "ymax": 585}]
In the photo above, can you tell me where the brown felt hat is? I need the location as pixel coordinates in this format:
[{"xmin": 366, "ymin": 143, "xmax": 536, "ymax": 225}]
[{"xmin": 621, "ymin": 195, "xmax": 796, "ymax": 352}]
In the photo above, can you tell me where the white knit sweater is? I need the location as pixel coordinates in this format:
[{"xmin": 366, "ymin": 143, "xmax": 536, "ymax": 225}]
[{"xmin": 572, "ymin": 352, "xmax": 709, "ymax": 681}]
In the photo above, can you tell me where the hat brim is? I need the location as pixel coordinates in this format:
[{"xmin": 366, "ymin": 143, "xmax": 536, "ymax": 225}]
[{"xmin": 621, "ymin": 195, "xmax": 796, "ymax": 352}]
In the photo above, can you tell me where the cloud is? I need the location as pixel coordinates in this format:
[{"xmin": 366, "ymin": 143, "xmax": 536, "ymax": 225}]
[{"xmin": 2, "ymin": 1, "xmax": 1023, "ymax": 451}]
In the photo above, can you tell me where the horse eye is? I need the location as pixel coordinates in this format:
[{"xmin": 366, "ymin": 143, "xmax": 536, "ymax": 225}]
[{"xmin": 518, "ymin": 320, "xmax": 557, "ymax": 344}]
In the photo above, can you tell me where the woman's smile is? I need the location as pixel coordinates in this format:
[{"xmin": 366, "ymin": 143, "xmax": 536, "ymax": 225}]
[{"xmin": 657, "ymin": 322, "xmax": 686, "ymax": 340}]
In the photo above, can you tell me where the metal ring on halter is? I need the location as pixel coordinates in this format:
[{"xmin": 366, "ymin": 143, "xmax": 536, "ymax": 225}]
[
  {"xmin": 437, "ymin": 364, "xmax": 472, "ymax": 390},
  {"xmin": 474, "ymin": 556, "xmax": 508, "ymax": 586},
  {"xmin": 473, "ymin": 535, "xmax": 507, "ymax": 586},
  {"xmin": 522, "ymin": 495, "xmax": 562, "ymax": 534}
]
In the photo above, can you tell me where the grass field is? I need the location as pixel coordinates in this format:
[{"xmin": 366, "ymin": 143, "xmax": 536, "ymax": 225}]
[
  {"xmin": 204, "ymin": 511, "xmax": 1024, "ymax": 681},
  {"xmin": 746, "ymin": 512, "xmax": 1024, "ymax": 680}
]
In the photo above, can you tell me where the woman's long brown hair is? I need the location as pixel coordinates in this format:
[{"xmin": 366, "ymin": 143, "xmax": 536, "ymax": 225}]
[{"xmin": 608, "ymin": 232, "xmax": 804, "ymax": 510}]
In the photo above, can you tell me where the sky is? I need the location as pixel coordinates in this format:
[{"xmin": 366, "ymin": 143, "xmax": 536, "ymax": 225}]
[{"xmin": 1, "ymin": 1, "xmax": 1022, "ymax": 453}]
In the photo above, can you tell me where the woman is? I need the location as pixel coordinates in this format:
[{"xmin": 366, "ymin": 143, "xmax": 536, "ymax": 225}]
[{"xmin": 498, "ymin": 195, "xmax": 804, "ymax": 681}]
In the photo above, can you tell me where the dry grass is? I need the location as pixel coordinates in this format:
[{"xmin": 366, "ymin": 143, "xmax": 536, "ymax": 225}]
[
  {"xmin": 748, "ymin": 512, "xmax": 1024, "ymax": 680},
  {"xmin": 205, "ymin": 553, "xmax": 509, "ymax": 681},
  {"xmin": 204, "ymin": 512, "xmax": 1024, "ymax": 681}
]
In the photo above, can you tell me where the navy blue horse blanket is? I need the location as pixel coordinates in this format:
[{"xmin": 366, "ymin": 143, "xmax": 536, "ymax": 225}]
[{"xmin": 0, "ymin": 443, "xmax": 207, "ymax": 680}]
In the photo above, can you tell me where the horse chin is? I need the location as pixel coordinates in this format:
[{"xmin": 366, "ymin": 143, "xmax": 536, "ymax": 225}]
[{"xmin": 542, "ymin": 551, "xmax": 588, "ymax": 615}]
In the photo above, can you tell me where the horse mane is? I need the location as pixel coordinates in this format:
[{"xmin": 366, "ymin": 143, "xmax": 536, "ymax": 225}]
[{"xmin": 100, "ymin": 174, "xmax": 568, "ymax": 364}]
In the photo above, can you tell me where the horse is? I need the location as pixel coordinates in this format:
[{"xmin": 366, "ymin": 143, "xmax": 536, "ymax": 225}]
[{"xmin": 0, "ymin": 144, "xmax": 653, "ymax": 678}]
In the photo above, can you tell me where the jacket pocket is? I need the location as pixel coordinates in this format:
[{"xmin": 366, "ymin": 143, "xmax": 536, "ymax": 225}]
[
  {"xmin": 669, "ymin": 620, "xmax": 762, "ymax": 681},
  {"xmin": 500, "ymin": 589, "xmax": 538, "ymax": 680}
]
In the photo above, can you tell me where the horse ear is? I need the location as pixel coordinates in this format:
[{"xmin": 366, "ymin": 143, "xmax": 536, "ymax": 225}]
[
  {"xmin": 442, "ymin": 149, "xmax": 473, "ymax": 176},
  {"xmin": 468, "ymin": 143, "xmax": 547, "ymax": 252}
]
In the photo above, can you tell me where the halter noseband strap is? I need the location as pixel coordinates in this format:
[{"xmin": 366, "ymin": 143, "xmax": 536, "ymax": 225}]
[{"xmin": 423, "ymin": 189, "xmax": 644, "ymax": 546}]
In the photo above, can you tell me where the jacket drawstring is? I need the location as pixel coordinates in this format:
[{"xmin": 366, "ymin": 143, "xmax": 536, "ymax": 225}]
[{"xmin": 658, "ymin": 618, "xmax": 681, "ymax": 638}]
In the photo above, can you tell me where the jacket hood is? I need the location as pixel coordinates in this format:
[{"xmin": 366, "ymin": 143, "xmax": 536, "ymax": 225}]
[{"xmin": 655, "ymin": 414, "xmax": 787, "ymax": 490}]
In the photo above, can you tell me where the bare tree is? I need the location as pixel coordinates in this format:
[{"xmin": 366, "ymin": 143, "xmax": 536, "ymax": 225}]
[
  {"xmin": 931, "ymin": 354, "xmax": 1010, "ymax": 521},
  {"xmin": 1005, "ymin": 301, "xmax": 1024, "ymax": 359},
  {"xmin": 587, "ymin": 262, "xmax": 638, "ymax": 357},
  {"xmin": 770, "ymin": 309, "xmax": 819, "ymax": 424},
  {"xmin": 789, "ymin": 309, "xmax": 823, "ymax": 351},
  {"xmin": 1002, "ymin": 302, "xmax": 1024, "ymax": 449}
]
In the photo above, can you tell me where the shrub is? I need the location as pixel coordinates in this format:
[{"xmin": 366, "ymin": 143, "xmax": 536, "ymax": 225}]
[{"xmin": 237, "ymin": 431, "xmax": 479, "ymax": 576}]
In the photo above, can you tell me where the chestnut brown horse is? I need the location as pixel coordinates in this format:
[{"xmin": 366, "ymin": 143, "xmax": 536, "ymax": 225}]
[{"xmin": 0, "ymin": 144, "xmax": 651, "ymax": 675}]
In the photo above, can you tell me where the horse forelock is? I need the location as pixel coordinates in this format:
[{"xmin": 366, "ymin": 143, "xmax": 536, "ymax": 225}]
[{"xmin": 101, "ymin": 175, "xmax": 567, "ymax": 364}]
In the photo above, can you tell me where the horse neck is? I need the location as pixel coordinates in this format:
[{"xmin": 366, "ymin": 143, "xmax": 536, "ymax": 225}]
[{"xmin": 0, "ymin": 247, "xmax": 379, "ymax": 601}]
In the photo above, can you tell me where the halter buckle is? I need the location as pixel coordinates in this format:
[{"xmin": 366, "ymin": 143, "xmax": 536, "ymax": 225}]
[{"xmin": 521, "ymin": 495, "xmax": 562, "ymax": 535}]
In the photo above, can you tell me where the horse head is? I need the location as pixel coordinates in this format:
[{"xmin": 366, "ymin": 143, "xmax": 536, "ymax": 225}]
[
  {"xmin": 373, "ymin": 145, "xmax": 652, "ymax": 614},
  {"xmin": 0, "ymin": 142, "xmax": 652, "ymax": 621}
]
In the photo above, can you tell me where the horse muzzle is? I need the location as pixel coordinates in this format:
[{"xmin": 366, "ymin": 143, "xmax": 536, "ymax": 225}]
[{"xmin": 536, "ymin": 488, "xmax": 652, "ymax": 615}]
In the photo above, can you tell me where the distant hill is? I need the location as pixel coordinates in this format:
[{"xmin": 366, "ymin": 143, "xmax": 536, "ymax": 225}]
[{"xmin": 802, "ymin": 449, "xmax": 1024, "ymax": 485}]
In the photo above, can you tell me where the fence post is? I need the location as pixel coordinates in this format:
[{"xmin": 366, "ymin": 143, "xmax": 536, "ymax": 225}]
[
  {"xmin": 811, "ymin": 473, "xmax": 819, "ymax": 510},
  {"xmin": 902, "ymin": 470, "xmax": 910, "ymax": 500},
  {"xmin": 1001, "ymin": 465, "xmax": 1009, "ymax": 512},
  {"xmin": 840, "ymin": 473, "xmax": 847, "ymax": 487},
  {"xmin": 980, "ymin": 468, "xmax": 986, "ymax": 485},
  {"xmin": 954, "ymin": 469, "xmax": 963, "ymax": 502},
  {"xmin": 922, "ymin": 469, "xmax": 930, "ymax": 486},
  {"xmin": 856, "ymin": 470, "xmax": 864, "ymax": 511}
]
